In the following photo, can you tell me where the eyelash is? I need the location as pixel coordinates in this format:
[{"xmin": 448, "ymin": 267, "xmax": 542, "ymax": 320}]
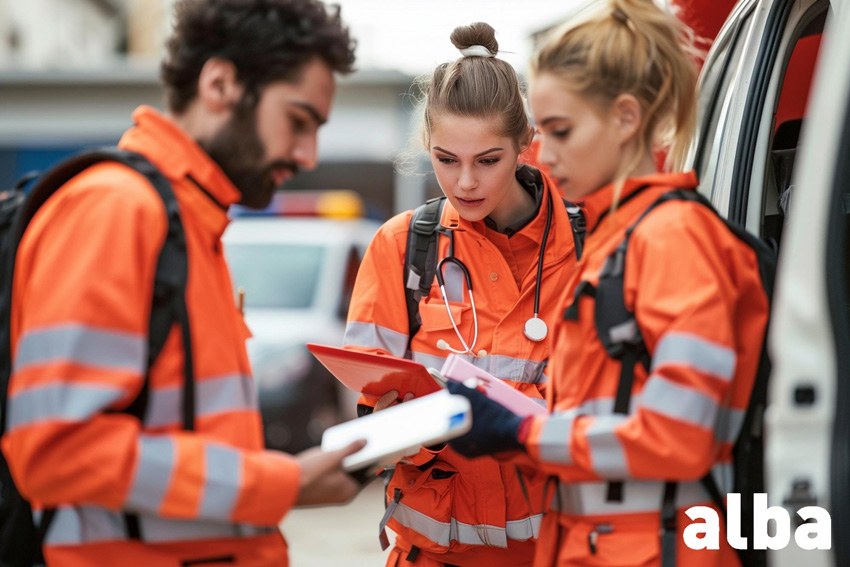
[
  {"xmin": 552, "ymin": 128, "xmax": 571, "ymax": 139},
  {"xmin": 436, "ymin": 157, "xmax": 500, "ymax": 166}
]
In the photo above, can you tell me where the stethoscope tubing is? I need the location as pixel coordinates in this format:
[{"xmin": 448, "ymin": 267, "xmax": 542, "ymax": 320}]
[{"xmin": 434, "ymin": 189, "xmax": 555, "ymax": 355}]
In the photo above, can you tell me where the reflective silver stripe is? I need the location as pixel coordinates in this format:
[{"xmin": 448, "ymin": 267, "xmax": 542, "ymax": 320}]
[
  {"xmin": 586, "ymin": 415, "xmax": 630, "ymax": 478},
  {"xmin": 145, "ymin": 374, "xmax": 257, "ymax": 428},
  {"xmin": 538, "ymin": 410, "xmax": 575, "ymax": 465},
  {"xmin": 44, "ymin": 507, "xmax": 275, "ymax": 546},
  {"xmin": 565, "ymin": 396, "xmax": 647, "ymax": 417},
  {"xmin": 14, "ymin": 324, "xmax": 145, "ymax": 373},
  {"xmin": 552, "ymin": 478, "xmax": 712, "ymax": 516},
  {"xmin": 199, "ymin": 444, "xmax": 242, "ymax": 520},
  {"xmin": 481, "ymin": 355, "xmax": 547, "ymax": 384},
  {"xmin": 140, "ymin": 516, "xmax": 274, "ymax": 543},
  {"xmin": 651, "ymin": 332, "xmax": 736, "ymax": 382},
  {"xmin": 343, "ymin": 321, "xmax": 408, "ymax": 357},
  {"xmin": 640, "ymin": 375, "xmax": 719, "ymax": 429},
  {"xmin": 715, "ymin": 406, "xmax": 746, "ymax": 444},
  {"xmin": 125, "ymin": 436, "xmax": 175, "ymax": 514},
  {"xmin": 410, "ymin": 351, "xmax": 446, "ymax": 370},
  {"xmin": 410, "ymin": 351, "xmax": 546, "ymax": 385},
  {"xmin": 7, "ymin": 383, "xmax": 126, "ymax": 431},
  {"xmin": 505, "ymin": 514, "xmax": 543, "ymax": 541},
  {"xmin": 45, "ymin": 507, "xmax": 126, "ymax": 545},
  {"xmin": 391, "ymin": 503, "xmax": 542, "ymax": 548}
]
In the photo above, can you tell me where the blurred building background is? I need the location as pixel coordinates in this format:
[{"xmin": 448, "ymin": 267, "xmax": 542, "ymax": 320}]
[{"xmin": 0, "ymin": 0, "xmax": 594, "ymax": 217}]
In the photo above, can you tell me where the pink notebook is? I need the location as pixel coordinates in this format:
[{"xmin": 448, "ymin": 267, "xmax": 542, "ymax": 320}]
[{"xmin": 440, "ymin": 355, "xmax": 548, "ymax": 417}]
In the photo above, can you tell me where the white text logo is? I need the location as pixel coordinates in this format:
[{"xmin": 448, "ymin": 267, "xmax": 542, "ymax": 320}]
[{"xmin": 684, "ymin": 494, "xmax": 831, "ymax": 551}]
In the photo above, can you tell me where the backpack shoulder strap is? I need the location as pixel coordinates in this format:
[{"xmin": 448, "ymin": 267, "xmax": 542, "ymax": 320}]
[
  {"xmin": 101, "ymin": 150, "xmax": 195, "ymax": 432},
  {"xmin": 403, "ymin": 196, "xmax": 446, "ymax": 349},
  {"xmin": 563, "ymin": 199, "xmax": 586, "ymax": 261},
  {"xmin": 5, "ymin": 148, "xmax": 193, "ymax": 431}
]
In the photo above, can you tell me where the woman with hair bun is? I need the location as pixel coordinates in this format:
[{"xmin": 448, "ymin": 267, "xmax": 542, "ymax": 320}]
[
  {"xmin": 445, "ymin": 2, "xmax": 770, "ymax": 566},
  {"xmin": 344, "ymin": 22, "xmax": 583, "ymax": 567}
]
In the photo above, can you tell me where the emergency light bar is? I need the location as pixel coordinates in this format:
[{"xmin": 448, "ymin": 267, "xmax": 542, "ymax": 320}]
[{"xmin": 230, "ymin": 189, "xmax": 364, "ymax": 219}]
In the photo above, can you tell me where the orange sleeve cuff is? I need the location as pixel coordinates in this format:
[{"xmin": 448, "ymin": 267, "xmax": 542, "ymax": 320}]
[{"xmin": 234, "ymin": 450, "xmax": 301, "ymax": 526}]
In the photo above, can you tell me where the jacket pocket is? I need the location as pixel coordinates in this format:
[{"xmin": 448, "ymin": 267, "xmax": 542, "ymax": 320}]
[
  {"xmin": 387, "ymin": 461, "xmax": 460, "ymax": 554},
  {"xmin": 561, "ymin": 520, "xmax": 660, "ymax": 567},
  {"xmin": 418, "ymin": 298, "xmax": 469, "ymax": 332}
]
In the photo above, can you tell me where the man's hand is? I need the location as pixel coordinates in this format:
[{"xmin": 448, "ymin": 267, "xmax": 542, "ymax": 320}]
[{"xmin": 294, "ymin": 440, "xmax": 366, "ymax": 507}]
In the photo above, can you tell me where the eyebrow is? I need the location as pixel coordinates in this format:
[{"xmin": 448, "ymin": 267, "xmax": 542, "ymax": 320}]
[
  {"xmin": 292, "ymin": 101, "xmax": 327, "ymax": 126},
  {"xmin": 433, "ymin": 146, "xmax": 504, "ymax": 158},
  {"xmin": 540, "ymin": 117, "xmax": 568, "ymax": 127}
]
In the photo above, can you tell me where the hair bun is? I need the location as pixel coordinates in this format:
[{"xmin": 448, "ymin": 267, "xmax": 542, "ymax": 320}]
[{"xmin": 450, "ymin": 22, "xmax": 498, "ymax": 55}]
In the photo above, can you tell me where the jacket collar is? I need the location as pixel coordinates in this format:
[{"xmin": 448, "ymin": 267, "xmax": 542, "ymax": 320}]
[
  {"xmin": 439, "ymin": 166, "xmax": 575, "ymax": 266},
  {"xmin": 118, "ymin": 106, "xmax": 242, "ymax": 240},
  {"xmin": 579, "ymin": 171, "xmax": 699, "ymax": 233}
]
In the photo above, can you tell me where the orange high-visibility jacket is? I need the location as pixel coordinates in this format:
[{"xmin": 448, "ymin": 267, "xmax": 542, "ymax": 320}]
[
  {"xmin": 345, "ymin": 167, "xmax": 578, "ymax": 567},
  {"xmin": 523, "ymin": 172, "xmax": 769, "ymax": 567},
  {"xmin": 2, "ymin": 106, "xmax": 300, "ymax": 567}
]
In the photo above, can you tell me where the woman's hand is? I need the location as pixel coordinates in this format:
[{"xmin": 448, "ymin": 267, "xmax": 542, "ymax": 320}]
[{"xmin": 446, "ymin": 381, "xmax": 528, "ymax": 458}]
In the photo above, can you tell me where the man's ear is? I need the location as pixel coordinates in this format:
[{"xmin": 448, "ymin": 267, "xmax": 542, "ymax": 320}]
[
  {"xmin": 196, "ymin": 58, "xmax": 244, "ymax": 113},
  {"xmin": 611, "ymin": 93, "xmax": 643, "ymax": 145}
]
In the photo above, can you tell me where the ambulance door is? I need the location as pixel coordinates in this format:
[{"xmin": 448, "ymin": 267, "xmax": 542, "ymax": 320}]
[
  {"xmin": 767, "ymin": 1, "xmax": 850, "ymax": 566},
  {"xmin": 689, "ymin": 0, "xmax": 828, "ymax": 239}
]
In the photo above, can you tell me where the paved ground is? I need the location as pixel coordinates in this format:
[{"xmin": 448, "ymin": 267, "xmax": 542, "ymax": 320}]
[{"xmin": 280, "ymin": 481, "xmax": 393, "ymax": 566}]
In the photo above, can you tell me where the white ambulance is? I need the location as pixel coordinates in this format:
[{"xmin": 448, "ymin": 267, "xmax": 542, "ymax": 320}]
[{"xmin": 690, "ymin": 0, "xmax": 847, "ymax": 564}]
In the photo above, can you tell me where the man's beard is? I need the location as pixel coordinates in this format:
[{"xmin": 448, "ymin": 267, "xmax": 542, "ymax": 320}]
[{"xmin": 202, "ymin": 99, "xmax": 299, "ymax": 209}]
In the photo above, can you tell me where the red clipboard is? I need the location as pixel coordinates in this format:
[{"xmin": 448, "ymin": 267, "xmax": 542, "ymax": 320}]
[{"xmin": 306, "ymin": 343, "xmax": 444, "ymax": 399}]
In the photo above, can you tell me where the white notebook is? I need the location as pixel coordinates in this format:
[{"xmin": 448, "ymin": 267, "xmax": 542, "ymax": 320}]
[{"xmin": 321, "ymin": 390, "xmax": 472, "ymax": 472}]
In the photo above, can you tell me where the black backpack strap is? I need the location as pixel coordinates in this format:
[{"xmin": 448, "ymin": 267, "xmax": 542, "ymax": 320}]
[
  {"xmin": 106, "ymin": 151, "xmax": 194, "ymax": 432},
  {"xmin": 3, "ymin": 149, "xmax": 193, "ymax": 550},
  {"xmin": 594, "ymin": 236, "xmax": 651, "ymax": 503},
  {"xmin": 403, "ymin": 197, "xmax": 446, "ymax": 349},
  {"xmin": 660, "ymin": 482, "xmax": 678, "ymax": 567},
  {"xmin": 563, "ymin": 200, "xmax": 586, "ymax": 261}
]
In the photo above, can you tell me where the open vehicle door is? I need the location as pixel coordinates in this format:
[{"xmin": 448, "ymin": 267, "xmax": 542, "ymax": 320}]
[{"xmin": 767, "ymin": 2, "xmax": 850, "ymax": 566}]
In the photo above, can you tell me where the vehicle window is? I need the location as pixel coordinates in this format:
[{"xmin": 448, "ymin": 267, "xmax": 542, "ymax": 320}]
[
  {"xmin": 763, "ymin": 9, "xmax": 826, "ymax": 245},
  {"xmin": 225, "ymin": 243, "xmax": 325, "ymax": 309}
]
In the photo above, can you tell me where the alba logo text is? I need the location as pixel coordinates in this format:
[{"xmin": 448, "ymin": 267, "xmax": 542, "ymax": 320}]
[{"xmin": 684, "ymin": 494, "xmax": 831, "ymax": 551}]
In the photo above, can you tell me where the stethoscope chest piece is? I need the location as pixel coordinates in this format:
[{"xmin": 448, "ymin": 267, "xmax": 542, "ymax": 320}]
[{"xmin": 524, "ymin": 317, "xmax": 548, "ymax": 342}]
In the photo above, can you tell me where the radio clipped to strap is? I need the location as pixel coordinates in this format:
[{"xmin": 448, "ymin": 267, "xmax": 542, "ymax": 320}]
[{"xmin": 564, "ymin": 201, "xmax": 586, "ymax": 261}]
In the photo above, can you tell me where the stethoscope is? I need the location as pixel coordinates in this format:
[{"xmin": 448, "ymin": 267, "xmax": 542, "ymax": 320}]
[{"xmin": 434, "ymin": 191, "xmax": 555, "ymax": 358}]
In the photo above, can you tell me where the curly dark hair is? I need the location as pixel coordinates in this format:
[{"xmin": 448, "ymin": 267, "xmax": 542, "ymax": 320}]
[{"xmin": 161, "ymin": 0, "xmax": 356, "ymax": 113}]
